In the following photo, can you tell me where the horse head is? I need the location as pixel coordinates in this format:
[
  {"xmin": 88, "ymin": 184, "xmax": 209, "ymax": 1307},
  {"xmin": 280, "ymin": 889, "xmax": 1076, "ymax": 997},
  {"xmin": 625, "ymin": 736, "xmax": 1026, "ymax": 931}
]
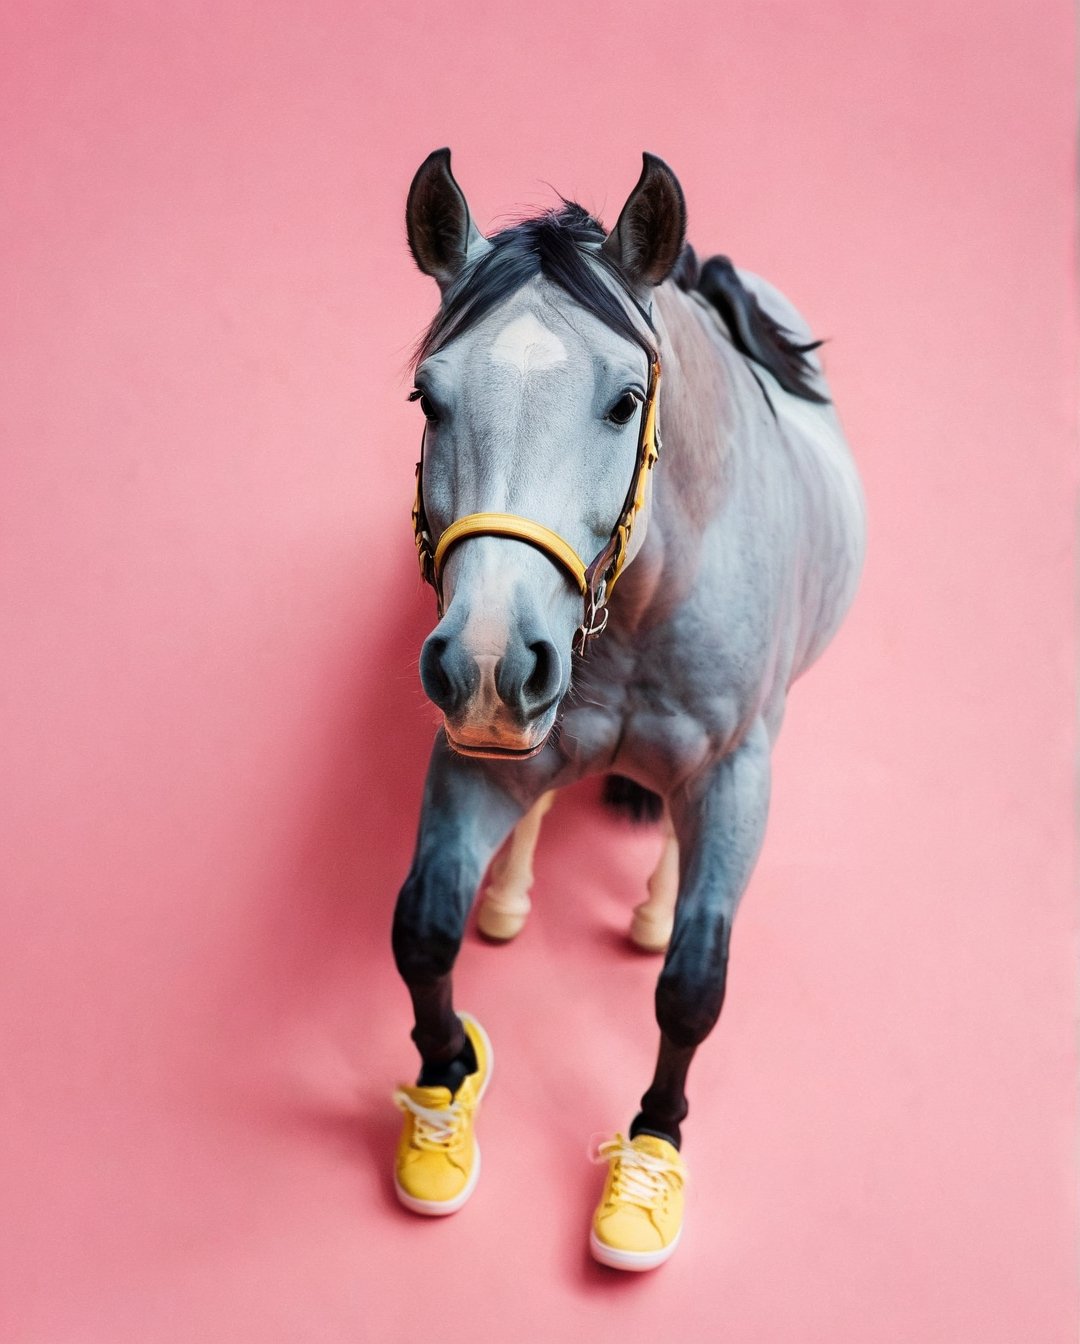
[{"xmin": 405, "ymin": 149, "xmax": 686, "ymax": 759}]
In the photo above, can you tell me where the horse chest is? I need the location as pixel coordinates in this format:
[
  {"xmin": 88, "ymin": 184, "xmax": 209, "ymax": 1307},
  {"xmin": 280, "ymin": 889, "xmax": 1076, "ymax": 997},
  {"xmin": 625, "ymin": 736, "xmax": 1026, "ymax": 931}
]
[{"xmin": 558, "ymin": 652, "xmax": 735, "ymax": 794}]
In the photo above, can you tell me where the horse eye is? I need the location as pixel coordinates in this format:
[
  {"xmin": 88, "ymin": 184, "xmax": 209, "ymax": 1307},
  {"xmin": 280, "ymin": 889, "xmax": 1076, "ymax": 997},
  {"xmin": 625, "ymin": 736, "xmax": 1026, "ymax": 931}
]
[
  {"xmin": 417, "ymin": 393, "xmax": 439, "ymax": 423},
  {"xmin": 606, "ymin": 392, "xmax": 639, "ymax": 426}
]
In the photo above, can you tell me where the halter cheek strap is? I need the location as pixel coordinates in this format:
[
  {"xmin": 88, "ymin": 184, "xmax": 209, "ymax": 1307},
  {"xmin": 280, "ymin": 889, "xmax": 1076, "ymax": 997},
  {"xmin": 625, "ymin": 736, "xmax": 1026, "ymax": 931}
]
[{"xmin": 412, "ymin": 356, "xmax": 662, "ymax": 655}]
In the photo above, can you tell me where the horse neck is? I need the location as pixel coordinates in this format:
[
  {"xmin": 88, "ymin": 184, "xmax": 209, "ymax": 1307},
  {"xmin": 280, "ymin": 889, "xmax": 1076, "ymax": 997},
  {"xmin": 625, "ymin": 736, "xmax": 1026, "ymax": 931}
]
[
  {"xmin": 650, "ymin": 282, "xmax": 762, "ymax": 516},
  {"xmin": 596, "ymin": 287, "xmax": 739, "ymax": 630}
]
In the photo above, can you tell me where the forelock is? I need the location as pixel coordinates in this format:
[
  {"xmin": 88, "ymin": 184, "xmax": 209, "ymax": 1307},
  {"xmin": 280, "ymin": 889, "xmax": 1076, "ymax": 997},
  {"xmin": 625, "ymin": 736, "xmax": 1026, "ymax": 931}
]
[{"xmin": 413, "ymin": 202, "xmax": 656, "ymax": 369}]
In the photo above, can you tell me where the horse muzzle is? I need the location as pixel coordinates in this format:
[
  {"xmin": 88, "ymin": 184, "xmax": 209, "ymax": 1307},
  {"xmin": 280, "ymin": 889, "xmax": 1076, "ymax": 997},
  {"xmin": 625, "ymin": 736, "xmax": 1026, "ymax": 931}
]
[
  {"xmin": 419, "ymin": 625, "xmax": 564, "ymax": 760},
  {"xmin": 443, "ymin": 723, "xmax": 553, "ymax": 761}
]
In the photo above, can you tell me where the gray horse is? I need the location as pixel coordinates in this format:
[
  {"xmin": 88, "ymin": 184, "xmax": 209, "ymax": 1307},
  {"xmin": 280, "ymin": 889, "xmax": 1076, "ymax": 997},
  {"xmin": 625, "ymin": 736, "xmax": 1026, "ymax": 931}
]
[{"xmin": 390, "ymin": 150, "xmax": 865, "ymax": 1271}]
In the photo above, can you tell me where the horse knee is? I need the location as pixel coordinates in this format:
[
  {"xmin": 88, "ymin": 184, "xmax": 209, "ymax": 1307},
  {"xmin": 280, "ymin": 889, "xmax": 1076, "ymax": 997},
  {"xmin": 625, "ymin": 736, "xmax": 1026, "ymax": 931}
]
[
  {"xmin": 391, "ymin": 871, "xmax": 468, "ymax": 984},
  {"xmin": 655, "ymin": 915, "xmax": 730, "ymax": 1048}
]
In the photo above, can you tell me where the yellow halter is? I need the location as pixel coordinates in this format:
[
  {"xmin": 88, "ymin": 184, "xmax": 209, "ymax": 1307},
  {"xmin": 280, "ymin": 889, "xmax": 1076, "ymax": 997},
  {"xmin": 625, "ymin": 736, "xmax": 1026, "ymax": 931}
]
[{"xmin": 412, "ymin": 356, "xmax": 662, "ymax": 654}]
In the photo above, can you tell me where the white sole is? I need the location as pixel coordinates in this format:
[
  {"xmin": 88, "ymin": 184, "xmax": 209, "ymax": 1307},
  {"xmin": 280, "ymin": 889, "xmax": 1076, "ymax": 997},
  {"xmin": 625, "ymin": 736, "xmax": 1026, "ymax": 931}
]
[
  {"xmin": 393, "ymin": 1012, "xmax": 492, "ymax": 1218},
  {"xmin": 394, "ymin": 1146, "xmax": 482, "ymax": 1216},
  {"xmin": 589, "ymin": 1225, "xmax": 682, "ymax": 1272}
]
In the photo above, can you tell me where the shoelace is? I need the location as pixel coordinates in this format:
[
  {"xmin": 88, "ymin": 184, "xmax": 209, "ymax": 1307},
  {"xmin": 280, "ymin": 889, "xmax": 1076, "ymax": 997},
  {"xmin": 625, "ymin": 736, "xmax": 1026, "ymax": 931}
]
[
  {"xmin": 592, "ymin": 1135, "xmax": 685, "ymax": 1210},
  {"xmin": 393, "ymin": 1089, "xmax": 467, "ymax": 1151}
]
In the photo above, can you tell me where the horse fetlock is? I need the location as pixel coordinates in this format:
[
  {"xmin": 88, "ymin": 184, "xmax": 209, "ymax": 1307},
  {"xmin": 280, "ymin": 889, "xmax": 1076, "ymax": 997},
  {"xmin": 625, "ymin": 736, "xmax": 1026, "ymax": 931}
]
[
  {"xmin": 629, "ymin": 827, "xmax": 678, "ymax": 951},
  {"xmin": 629, "ymin": 898, "xmax": 674, "ymax": 953},
  {"xmin": 632, "ymin": 1092, "xmax": 689, "ymax": 1150},
  {"xmin": 476, "ymin": 882, "xmax": 532, "ymax": 941}
]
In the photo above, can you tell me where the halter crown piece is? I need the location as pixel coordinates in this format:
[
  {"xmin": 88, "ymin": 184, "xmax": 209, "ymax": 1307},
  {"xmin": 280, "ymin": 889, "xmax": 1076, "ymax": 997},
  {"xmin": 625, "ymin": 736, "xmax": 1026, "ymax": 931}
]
[{"xmin": 411, "ymin": 357, "xmax": 662, "ymax": 656}]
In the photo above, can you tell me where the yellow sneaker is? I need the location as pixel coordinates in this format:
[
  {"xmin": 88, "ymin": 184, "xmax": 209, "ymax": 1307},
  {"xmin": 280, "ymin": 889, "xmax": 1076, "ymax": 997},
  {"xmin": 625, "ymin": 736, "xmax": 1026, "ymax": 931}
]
[
  {"xmin": 589, "ymin": 1133, "xmax": 687, "ymax": 1271},
  {"xmin": 392, "ymin": 1013, "xmax": 492, "ymax": 1216}
]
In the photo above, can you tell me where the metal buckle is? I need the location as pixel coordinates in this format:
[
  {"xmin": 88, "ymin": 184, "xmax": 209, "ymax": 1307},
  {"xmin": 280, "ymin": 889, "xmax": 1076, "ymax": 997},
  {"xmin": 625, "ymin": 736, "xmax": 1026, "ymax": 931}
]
[{"xmin": 574, "ymin": 578, "xmax": 609, "ymax": 656}]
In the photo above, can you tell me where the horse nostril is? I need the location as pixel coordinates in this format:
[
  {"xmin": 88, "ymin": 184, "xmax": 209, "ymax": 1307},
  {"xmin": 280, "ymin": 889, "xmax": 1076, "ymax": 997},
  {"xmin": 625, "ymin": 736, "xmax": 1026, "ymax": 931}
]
[
  {"xmin": 523, "ymin": 639, "xmax": 560, "ymax": 711},
  {"xmin": 419, "ymin": 635, "xmax": 456, "ymax": 713}
]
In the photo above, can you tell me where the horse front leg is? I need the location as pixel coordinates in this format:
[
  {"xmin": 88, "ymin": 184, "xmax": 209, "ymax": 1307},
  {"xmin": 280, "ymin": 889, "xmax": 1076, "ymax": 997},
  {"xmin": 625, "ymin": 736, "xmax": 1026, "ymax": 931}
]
[
  {"xmin": 391, "ymin": 735, "xmax": 554, "ymax": 1215},
  {"xmin": 633, "ymin": 719, "xmax": 771, "ymax": 1144},
  {"xmin": 391, "ymin": 735, "xmax": 542, "ymax": 1082},
  {"xmin": 590, "ymin": 720, "xmax": 771, "ymax": 1269}
]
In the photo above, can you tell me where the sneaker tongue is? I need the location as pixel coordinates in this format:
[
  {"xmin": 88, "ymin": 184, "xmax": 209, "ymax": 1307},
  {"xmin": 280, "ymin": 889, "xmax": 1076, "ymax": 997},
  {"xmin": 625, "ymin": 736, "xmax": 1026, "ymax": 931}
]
[
  {"xmin": 632, "ymin": 1134, "xmax": 679, "ymax": 1161},
  {"xmin": 408, "ymin": 1085, "xmax": 453, "ymax": 1108}
]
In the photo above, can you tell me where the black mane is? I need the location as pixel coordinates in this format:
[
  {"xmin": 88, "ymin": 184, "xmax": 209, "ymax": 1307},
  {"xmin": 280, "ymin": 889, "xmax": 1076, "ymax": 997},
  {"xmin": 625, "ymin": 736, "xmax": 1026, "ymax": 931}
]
[
  {"xmin": 414, "ymin": 203, "xmax": 828, "ymax": 405},
  {"xmin": 673, "ymin": 244, "xmax": 827, "ymax": 403}
]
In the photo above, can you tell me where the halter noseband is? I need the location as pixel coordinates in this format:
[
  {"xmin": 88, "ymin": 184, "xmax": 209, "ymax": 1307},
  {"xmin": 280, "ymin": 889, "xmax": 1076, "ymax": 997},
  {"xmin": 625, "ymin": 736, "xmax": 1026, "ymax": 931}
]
[{"xmin": 411, "ymin": 356, "xmax": 662, "ymax": 656}]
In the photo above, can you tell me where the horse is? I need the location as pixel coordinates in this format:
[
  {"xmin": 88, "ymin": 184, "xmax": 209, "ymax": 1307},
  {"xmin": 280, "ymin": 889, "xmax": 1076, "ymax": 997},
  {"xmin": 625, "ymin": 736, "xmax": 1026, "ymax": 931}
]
[{"xmin": 389, "ymin": 149, "xmax": 865, "ymax": 1270}]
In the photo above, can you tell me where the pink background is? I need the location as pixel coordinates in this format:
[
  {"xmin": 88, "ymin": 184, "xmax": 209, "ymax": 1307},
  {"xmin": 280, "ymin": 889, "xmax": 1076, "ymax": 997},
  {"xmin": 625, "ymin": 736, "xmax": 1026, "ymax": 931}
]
[{"xmin": 1, "ymin": 3, "xmax": 1075, "ymax": 1340}]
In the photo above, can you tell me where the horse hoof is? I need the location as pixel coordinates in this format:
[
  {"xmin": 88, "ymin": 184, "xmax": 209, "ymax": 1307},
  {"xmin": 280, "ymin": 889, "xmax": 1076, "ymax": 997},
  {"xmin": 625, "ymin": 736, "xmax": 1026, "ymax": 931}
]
[
  {"xmin": 476, "ymin": 893, "xmax": 530, "ymax": 942},
  {"xmin": 629, "ymin": 904, "xmax": 672, "ymax": 953}
]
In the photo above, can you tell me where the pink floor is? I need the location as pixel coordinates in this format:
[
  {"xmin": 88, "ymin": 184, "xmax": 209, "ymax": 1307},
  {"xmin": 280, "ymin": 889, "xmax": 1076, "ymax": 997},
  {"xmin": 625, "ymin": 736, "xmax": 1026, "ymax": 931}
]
[{"xmin": 1, "ymin": 3, "xmax": 1076, "ymax": 1341}]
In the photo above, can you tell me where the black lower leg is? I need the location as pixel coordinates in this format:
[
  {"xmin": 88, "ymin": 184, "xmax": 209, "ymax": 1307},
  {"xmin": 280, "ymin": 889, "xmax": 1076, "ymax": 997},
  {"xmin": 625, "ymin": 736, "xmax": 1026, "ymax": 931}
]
[
  {"xmin": 390, "ymin": 737, "xmax": 541, "ymax": 1097},
  {"xmin": 397, "ymin": 971, "xmax": 478, "ymax": 1094},
  {"xmin": 630, "ymin": 1035, "xmax": 695, "ymax": 1149},
  {"xmin": 408, "ymin": 978, "xmax": 477, "ymax": 1091},
  {"xmin": 631, "ymin": 725, "xmax": 768, "ymax": 1151},
  {"xmin": 630, "ymin": 913, "xmax": 731, "ymax": 1149}
]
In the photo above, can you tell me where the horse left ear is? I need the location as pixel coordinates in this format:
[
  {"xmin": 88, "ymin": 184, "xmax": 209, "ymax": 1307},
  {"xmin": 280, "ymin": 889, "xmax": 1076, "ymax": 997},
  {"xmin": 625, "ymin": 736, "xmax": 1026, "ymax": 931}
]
[{"xmin": 602, "ymin": 153, "xmax": 687, "ymax": 289}]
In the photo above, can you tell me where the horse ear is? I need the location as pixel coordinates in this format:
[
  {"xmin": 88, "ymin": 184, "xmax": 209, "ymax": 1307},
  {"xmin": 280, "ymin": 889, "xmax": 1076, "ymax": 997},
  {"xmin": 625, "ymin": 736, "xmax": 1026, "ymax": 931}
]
[
  {"xmin": 406, "ymin": 148, "xmax": 491, "ymax": 290},
  {"xmin": 602, "ymin": 153, "xmax": 687, "ymax": 289}
]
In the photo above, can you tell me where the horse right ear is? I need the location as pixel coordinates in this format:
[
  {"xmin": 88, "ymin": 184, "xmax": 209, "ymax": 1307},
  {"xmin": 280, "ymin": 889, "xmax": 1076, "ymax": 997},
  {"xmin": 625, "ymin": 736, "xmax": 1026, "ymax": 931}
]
[{"xmin": 406, "ymin": 149, "xmax": 492, "ymax": 291}]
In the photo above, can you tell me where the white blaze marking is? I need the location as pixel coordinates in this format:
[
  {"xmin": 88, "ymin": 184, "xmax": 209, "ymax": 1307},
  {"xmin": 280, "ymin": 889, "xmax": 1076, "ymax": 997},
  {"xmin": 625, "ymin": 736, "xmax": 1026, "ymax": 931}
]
[
  {"xmin": 460, "ymin": 552, "xmax": 514, "ymax": 657},
  {"xmin": 489, "ymin": 313, "xmax": 568, "ymax": 373}
]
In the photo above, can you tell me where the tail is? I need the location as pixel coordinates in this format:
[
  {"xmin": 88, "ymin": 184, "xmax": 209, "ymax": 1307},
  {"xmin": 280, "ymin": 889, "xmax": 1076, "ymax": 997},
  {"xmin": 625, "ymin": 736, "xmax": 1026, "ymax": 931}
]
[{"xmin": 601, "ymin": 775, "xmax": 663, "ymax": 824}]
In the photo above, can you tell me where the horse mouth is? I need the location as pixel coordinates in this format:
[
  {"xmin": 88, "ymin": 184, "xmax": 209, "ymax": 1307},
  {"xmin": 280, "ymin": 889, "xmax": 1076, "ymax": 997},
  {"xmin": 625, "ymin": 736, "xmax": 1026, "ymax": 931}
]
[{"xmin": 443, "ymin": 727, "xmax": 552, "ymax": 761}]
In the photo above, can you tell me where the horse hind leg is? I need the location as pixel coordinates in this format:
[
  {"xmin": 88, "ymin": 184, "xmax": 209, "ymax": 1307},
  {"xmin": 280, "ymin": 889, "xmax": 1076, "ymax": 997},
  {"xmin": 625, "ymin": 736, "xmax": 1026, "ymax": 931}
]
[
  {"xmin": 476, "ymin": 790, "xmax": 554, "ymax": 941},
  {"xmin": 629, "ymin": 815, "xmax": 679, "ymax": 953}
]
